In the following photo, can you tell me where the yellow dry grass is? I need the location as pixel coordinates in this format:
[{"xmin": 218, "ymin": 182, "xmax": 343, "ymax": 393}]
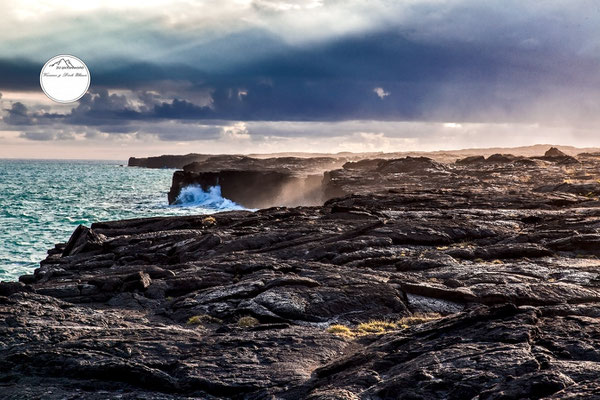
[{"xmin": 327, "ymin": 313, "xmax": 442, "ymax": 338}]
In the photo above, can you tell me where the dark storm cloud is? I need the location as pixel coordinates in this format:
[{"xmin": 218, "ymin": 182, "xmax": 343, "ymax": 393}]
[
  {"xmin": 3, "ymin": 101, "xmax": 68, "ymax": 126},
  {"xmin": 67, "ymin": 89, "xmax": 213, "ymax": 125},
  {"xmin": 68, "ymin": 89, "xmax": 134, "ymax": 126},
  {"xmin": 151, "ymin": 99, "xmax": 212, "ymax": 119},
  {"xmin": 0, "ymin": 58, "xmax": 208, "ymax": 91},
  {"xmin": 3, "ymin": 102, "xmax": 37, "ymax": 125},
  {"xmin": 0, "ymin": 89, "xmax": 228, "ymax": 141},
  {"xmin": 7, "ymin": 29, "xmax": 586, "ymax": 125},
  {"xmin": 0, "ymin": 59, "xmax": 40, "ymax": 90},
  {"xmin": 2, "ymin": 0, "xmax": 600, "ymax": 139}
]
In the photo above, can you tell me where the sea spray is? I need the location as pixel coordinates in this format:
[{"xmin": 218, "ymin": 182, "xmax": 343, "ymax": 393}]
[{"xmin": 172, "ymin": 185, "xmax": 246, "ymax": 210}]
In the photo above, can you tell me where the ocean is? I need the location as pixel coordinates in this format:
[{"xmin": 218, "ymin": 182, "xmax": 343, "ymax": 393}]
[{"xmin": 0, "ymin": 159, "xmax": 244, "ymax": 282}]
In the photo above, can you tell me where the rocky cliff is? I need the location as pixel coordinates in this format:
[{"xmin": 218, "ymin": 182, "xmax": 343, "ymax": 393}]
[
  {"xmin": 128, "ymin": 154, "xmax": 211, "ymax": 169},
  {"xmin": 129, "ymin": 145, "xmax": 600, "ymax": 169},
  {"xmin": 168, "ymin": 156, "xmax": 346, "ymax": 208},
  {"xmin": 3, "ymin": 149, "xmax": 600, "ymax": 398}
]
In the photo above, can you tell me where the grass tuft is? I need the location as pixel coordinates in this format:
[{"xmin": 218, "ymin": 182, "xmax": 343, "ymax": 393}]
[
  {"xmin": 187, "ymin": 314, "xmax": 223, "ymax": 325},
  {"xmin": 356, "ymin": 320, "xmax": 397, "ymax": 335},
  {"xmin": 327, "ymin": 313, "xmax": 442, "ymax": 338},
  {"xmin": 237, "ymin": 316, "xmax": 259, "ymax": 328},
  {"xmin": 326, "ymin": 324, "xmax": 355, "ymax": 338},
  {"xmin": 396, "ymin": 313, "xmax": 441, "ymax": 328}
]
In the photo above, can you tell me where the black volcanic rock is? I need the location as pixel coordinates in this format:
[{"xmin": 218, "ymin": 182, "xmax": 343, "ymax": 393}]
[
  {"xmin": 545, "ymin": 147, "xmax": 568, "ymax": 158},
  {"xmin": 376, "ymin": 156, "xmax": 446, "ymax": 174},
  {"xmin": 486, "ymin": 153, "xmax": 519, "ymax": 163},
  {"xmin": 287, "ymin": 304, "xmax": 600, "ymax": 399},
  {"xmin": 128, "ymin": 154, "xmax": 211, "ymax": 169},
  {"xmin": 5, "ymin": 153, "xmax": 600, "ymax": 398},
  {"xmin": 456, "ymin": 155, "xmax": 485, "ymax": 165},
  {"xmin": 534, "ymin": 182, "xmax": 600, "ymax": 196},
  {"xmin": 342, "ymin": 158, "xmax": 385, "ymax": 170},
  {"xmin": 182, "ymin": 155, "xmax": 343, "ymax": 174},
  {"xmin": 533, "ymin": 147, "xmax": 579, "ymax": 164},
  {"xmin": 577, "ymin": 151, "xmax": 600, "ymax": 158},
  {"xmin": 168, "ymin": 169, "xmax": 325, "ymax": 208},
  {"xmin": 457, "ymin": 154, "xmax": 536, "ymax": 166},
  {"xmin": 168, "ymin": 156, "xmax": 346, "ymax": 208},
  {"xmin": 61, "ymin": 224, "xmax": 106, "ymax": 256},
  {"xmin": 0, "ymin": 281, "xmax": 32, "ymax": 296}
]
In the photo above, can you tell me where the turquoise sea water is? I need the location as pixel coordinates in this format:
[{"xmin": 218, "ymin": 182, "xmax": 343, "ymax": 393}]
[{"xmin": 0, "ymin": 160, "xmax": 242, "ymax": 282}]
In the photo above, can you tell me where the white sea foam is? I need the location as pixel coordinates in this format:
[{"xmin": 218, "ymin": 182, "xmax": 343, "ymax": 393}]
[
  {"xmin": 0, "ymin": 160, "xmax": 246, "ymax": 282},
  {"xmin": 173, "ymin": 185, "xmax": 246, "ymax": 210}
]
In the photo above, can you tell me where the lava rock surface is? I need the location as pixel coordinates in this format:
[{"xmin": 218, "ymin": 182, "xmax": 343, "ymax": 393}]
[{"xmin": 3, "ymin": 149, "xmax": 600, "ymax": 399}]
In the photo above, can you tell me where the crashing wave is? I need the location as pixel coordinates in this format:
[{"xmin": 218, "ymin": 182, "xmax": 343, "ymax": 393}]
[{"xmin": 172, "ymin": 185, "xmax": 246, "ymax": 210}]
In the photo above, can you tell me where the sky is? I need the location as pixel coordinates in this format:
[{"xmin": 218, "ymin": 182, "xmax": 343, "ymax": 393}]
[{"xmin": 1, "ymin": 0, "xmax": 600, "ymax": 159}]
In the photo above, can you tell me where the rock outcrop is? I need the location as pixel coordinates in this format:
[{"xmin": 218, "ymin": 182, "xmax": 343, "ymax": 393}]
[
  {"xmin": 128, "ymin": 154, "xmax": 211, "ymax": 169},
  {"xmin": 375, "ymin": 156, "xmax": 446, "ymax": 174},
  {"xmin": 4, "ymin": 147, "xmax": 600, "ymax": 398},
  {"xmin": 168, "ymin": 156, "xmax": 346, "ymax": 208},
  {"xmin": 455, "ymin": 153, "xmax": 534, "ymax": 165},
  {"xmin": 534, "ymin": 147, "xmax": 579, "ymax": 164},
  {"xmin": 455, "ymin": 155, "xmax": 486, "ymax": 165},
  {"xmin": 545, "ymin": 147, "xmax": 568, "ymax": 158}
]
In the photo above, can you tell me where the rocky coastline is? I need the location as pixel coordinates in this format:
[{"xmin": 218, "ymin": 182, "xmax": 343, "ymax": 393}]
[
  {"xmin": 167, "ymin": 156, "xmax": 344, "ymax": 208},
  {"xmin": 3, "ymin": 147, "xmax": 600, "ymax": 398}
]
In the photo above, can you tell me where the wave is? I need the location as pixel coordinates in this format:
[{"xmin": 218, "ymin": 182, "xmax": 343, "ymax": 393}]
[{"xmin": 172, "ymin": 185, "xmax": 246, "ymax": 211}]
